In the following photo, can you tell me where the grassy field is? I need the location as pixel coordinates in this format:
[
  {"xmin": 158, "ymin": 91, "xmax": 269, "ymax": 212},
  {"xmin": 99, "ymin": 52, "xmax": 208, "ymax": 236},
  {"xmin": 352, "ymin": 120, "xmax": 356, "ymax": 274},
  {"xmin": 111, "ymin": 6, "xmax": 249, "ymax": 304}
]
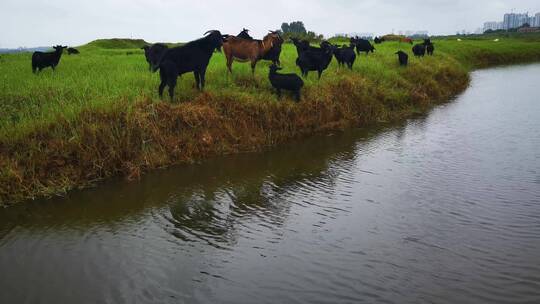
[{"xmin": 1, "ymin": 34, "xmax": 540, "ymax": 204}]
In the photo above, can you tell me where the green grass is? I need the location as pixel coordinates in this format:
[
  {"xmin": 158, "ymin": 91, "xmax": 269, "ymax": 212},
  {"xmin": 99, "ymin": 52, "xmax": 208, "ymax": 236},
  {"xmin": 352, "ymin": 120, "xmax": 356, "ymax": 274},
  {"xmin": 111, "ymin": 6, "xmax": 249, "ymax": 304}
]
[
  {"xmin": 1, "ymin": 34, "xmax": 540, "ymax": 205},
  {"xmin": 0, "ymin": 40, "xmax": 452, "ymax": 138}
]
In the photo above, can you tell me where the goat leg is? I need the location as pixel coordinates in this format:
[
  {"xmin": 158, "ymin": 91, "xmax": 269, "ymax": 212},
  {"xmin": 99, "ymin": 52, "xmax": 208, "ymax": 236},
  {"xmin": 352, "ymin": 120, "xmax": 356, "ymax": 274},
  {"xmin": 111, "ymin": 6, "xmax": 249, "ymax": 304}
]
[
  {"xmin": 168, "ymin": 78, "xmax": 176, "ymax": 101},
  {"xmin": 158, "ymin": 82, "xmax": 166, "ymax": 98},
  {"xmin": 194, "ymin": 71, "xmax": 200, "ymax": 90},
  {"xmin": 251, "ymin": 61, "xmax": 256, "ymax": 76},
  {"xmin": 295, "ymin": 90, "xmax": 301, "ymax": 102},
  {"xmin": 226, "ymin": 57, "xmax": 233, "ymax": 74},
  {"xmin": 200, "ymin": 71, "xmax": 206, "ymax": 90}
]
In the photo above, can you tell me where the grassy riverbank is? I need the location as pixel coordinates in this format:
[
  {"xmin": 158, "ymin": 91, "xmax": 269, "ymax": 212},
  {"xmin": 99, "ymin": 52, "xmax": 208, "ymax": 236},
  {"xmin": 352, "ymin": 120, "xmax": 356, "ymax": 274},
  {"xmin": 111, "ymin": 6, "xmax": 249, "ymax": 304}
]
[{"xmin": 1, "ymin": 35, "xmax": 540, "ymax": 205}]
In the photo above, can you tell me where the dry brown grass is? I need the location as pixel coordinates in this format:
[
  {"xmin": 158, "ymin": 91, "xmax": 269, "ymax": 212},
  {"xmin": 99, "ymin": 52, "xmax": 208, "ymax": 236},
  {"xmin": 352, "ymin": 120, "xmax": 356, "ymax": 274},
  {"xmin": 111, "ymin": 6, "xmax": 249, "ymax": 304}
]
[{"xmin": 0, "ymin": 64, "xmax": 469, "ymax": 204}]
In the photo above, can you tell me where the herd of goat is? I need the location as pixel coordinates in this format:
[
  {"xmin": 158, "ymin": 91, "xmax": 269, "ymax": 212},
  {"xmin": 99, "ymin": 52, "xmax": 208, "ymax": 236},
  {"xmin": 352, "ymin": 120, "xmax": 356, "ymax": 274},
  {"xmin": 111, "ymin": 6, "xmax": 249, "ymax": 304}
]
[{"xmin": 29, "ymin": 29, "xmax": 435, "ymax": 101}]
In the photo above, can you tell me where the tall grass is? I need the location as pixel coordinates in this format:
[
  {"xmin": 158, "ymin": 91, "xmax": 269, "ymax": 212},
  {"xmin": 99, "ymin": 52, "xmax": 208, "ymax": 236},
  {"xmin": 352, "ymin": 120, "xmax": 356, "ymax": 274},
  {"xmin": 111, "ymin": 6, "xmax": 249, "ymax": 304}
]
[{"xmin": 1, "ymin": 36, "xmax": 540, "ymax": 205}]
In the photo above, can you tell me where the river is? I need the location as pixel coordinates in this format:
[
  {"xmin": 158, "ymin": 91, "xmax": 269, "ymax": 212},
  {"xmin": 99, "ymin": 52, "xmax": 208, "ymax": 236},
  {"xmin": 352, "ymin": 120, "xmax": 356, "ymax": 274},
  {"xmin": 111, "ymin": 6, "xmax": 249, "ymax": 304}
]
[{"xmin": 1, "ymin": 64, "xmax": 539, "ymax": 304}]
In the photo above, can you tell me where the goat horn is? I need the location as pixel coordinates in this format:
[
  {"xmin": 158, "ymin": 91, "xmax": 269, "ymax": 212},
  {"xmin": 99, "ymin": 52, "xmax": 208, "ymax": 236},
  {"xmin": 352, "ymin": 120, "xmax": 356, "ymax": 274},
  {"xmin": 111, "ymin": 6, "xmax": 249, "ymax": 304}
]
[{"xmin": 204, "ymin": 30, "xmax": 218, "ymax": 35}]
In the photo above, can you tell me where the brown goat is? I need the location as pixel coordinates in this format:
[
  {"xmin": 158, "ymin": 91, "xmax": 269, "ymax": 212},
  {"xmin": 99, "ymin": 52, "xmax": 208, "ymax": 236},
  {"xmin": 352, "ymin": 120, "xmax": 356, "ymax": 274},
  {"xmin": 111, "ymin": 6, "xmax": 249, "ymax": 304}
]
[
  {"xmin": 222, "ymin": 32, "xmax": 281, "ymax": 74},
  {"xmin": 400, "ymin": 37, "xmax": 414, "ymax": 44}
]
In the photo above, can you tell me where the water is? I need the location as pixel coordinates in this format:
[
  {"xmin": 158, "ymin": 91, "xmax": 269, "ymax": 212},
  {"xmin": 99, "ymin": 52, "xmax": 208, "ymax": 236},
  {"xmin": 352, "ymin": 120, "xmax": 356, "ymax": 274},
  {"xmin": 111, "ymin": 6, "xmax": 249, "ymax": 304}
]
[{"xmin": 1, "ymin": 64, "xmax": 540, "ymax": 304}]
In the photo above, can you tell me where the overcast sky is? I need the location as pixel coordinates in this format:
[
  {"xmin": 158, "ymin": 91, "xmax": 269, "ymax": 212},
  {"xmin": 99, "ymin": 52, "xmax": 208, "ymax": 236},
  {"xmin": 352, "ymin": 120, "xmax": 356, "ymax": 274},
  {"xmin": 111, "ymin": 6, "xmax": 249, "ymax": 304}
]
[{"xmin": 1, "ymin": 0, "xmax": 539, "ymax": 48}]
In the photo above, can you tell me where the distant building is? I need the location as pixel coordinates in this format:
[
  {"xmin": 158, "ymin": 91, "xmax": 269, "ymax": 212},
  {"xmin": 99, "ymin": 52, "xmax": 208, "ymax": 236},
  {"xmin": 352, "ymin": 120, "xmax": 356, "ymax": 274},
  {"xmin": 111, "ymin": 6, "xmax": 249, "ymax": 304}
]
[
  {"xmin": 503, "ymin": 13, "xmax": 528, "ymax": 29},
  {"xmin": 482, "ymin": 11, "xmax": 540, "ymax": 32},
  {"xmin": 335, "ymin": 32, "xmax": 373, "ymax": 39},
  {"xmin": 483, "ymin": 22, "xmax": 493, "ymax": 32},
  {"xmin": 354, "ymin": 32, "xmax": 374, "ymax": 39},
  {"xmin": 534, "ymin": 13, "xmax": 540, "ymax": 27},
  {"xmin": 483, "ymin": 21, "xmax": 504, "ymax": 32},
  {"xmin": 398, "ymin": 30, "xmax": 429, "ymax": 37}
]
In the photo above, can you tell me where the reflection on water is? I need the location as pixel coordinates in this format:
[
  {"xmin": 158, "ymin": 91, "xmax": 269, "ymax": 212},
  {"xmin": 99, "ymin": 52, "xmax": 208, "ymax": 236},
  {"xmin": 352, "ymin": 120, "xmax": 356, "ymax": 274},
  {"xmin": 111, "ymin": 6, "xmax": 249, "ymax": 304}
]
[{"xmin": 1, "ymin": 64, "xmax": 540, "ymax": 304}]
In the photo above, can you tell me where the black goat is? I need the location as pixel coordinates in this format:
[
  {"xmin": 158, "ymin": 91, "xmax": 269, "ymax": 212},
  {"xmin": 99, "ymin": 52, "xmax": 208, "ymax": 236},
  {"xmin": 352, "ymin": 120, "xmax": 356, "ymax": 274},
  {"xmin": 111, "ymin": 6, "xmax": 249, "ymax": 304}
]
[
  {"xmin": 295, "ymin": 41, "xmax": 336, "ymax": 79},
  {"xmin": 395, "ymin": 51, "xmax": 408, "ymax": 66},
  {"xmin": 67, "ymin": 47, "xmax": 79, "ymax": 55},
  {"xmin": 350, "ymin": 37, "xmax": 375, "ymax": 56},
  {"xmin": 426, "ymin": 43, "xmax": 434, "ymax": 56},
  {"xmin": 156, "ymin": 30, "xmax": 226, "ymax": 100},
  {"xmin": 32, "ymin": 45, "xmax": 67, "ymax": 73},
  {"xmin": 237, "ymin": 28, "xmax": 253, "ymax": 40},
  {"xmin": 334, "ymin": 44, "xmax": 356, "ymax": 70},
  {"xmin": 423, "ymin": 39, "xmax": 435, "ymax": 56},
  {"xmin": 268, "ymin": 64, "xmax": 304, "ymax": 101},
  {"xmin": 142, "ymin": 43, "xmax": 168, "ymax": 71},
  {"xmin": 412, "ymin": 44, "xmax": 426, "ymax": 57},
  {"xmin": 291, "ymin": 38, "xmax": 310, "ymax": 55},
  {"xmin": 262, "ymin": 31, "xmax": 284, "ymax": 66},
  {"xmin": 374, "ymin": 37, "xmax": 385, "ymax": 44},
  {"xmin": 424, "ymin": 42, "xmax": 435, "ymax": 56}
]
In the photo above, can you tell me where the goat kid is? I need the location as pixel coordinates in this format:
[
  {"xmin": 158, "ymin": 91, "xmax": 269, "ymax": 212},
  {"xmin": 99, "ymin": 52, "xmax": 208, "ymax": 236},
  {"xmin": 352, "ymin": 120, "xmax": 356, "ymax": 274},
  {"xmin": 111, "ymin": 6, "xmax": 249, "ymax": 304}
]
[{"xmin": 268, "ymin": 64, "xmax": 304, "ymax": 102}]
